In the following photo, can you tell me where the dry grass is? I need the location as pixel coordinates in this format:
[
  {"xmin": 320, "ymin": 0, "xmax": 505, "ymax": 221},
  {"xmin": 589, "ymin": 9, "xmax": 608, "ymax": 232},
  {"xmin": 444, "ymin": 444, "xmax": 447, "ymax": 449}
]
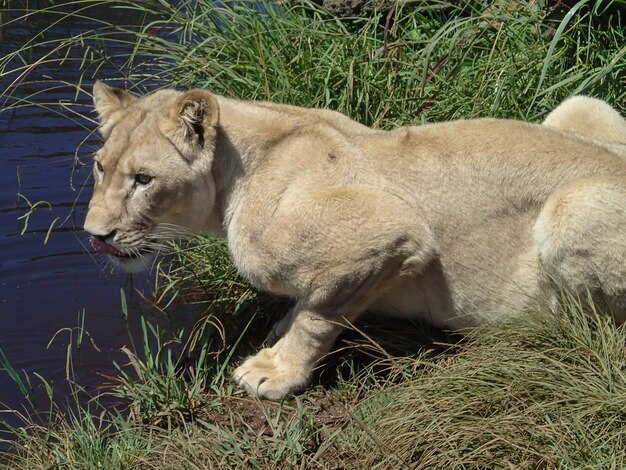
[{"xmin": 339, "ymin": 297, "xmax": 626, "ymax": 469}]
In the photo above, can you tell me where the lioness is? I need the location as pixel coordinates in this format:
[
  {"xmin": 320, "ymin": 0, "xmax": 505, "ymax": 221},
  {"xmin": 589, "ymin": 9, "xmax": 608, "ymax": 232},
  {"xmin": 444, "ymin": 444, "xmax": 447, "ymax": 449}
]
[{"xmin": 85, "ymin": 82, "xmax": 626, "ymax": 399}]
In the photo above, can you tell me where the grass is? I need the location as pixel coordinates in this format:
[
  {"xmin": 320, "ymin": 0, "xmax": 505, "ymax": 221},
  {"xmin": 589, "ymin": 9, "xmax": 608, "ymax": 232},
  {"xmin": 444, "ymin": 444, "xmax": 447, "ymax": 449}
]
[
  {"xmin": 4, "ymin": 296, "xmax": 626, "ymax": 468},
  {"xmin": 109, "ymin": 0, "xmax": 626, "ymax": 124},
  {"xmin": 2, "ymin": 0, "xmax": 626, "ymax": 468},
  {"xmin": 340, "ymin": 296, "xmax": 626, "ymax": 468}
]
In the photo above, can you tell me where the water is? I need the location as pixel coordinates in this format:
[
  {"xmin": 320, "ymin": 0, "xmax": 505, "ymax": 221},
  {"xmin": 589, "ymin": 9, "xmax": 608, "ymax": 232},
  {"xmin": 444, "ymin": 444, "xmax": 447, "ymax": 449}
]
[{"xmin": 0, "ymin": 4, "xmax": 162, "ymax": 423}]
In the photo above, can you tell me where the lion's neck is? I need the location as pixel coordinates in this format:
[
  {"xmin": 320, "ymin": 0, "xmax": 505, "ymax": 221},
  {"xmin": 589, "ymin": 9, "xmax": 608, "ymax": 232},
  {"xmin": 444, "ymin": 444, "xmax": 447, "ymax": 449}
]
[
  {"xmin": 216, "ymin": 96, "xmax": 296, "ymax": 165},
  {"xmin": 209, "ymin": 97, "xmax": 295, "ymax": 235}
]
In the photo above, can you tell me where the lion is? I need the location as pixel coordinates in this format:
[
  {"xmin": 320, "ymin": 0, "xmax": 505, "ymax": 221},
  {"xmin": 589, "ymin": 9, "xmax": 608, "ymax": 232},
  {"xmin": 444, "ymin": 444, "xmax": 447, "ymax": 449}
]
[
  {"xmin": 85, "ymin": 82, "xmax": 626, "ymax": 400},
  {"xmin": 543, "ymin": 95, "xmax": 626, "ymax": 143}
]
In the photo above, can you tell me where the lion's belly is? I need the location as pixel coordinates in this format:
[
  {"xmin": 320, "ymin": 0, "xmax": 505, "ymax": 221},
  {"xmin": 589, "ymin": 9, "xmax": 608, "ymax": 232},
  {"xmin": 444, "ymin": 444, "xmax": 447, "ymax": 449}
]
[
  {"xmin": 368, "ymin": 280, "xmax": 431, "ymax": 320},
  {"xmin": 369, "ymin": 214, "xmax": 548, "ymax": 331},
  {"xmin": 368, "ymin": 261, "xmax": 472, "ymax": 329},
  {"xmin": 369, "ymin": 263, "xmax": 543, "ymax": 331}
]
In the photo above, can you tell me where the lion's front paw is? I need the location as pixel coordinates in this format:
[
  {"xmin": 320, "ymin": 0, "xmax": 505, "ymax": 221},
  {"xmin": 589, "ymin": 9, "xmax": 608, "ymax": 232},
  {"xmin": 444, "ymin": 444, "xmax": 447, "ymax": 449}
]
[{"xmin": 232, "ymin": 348, "xmax": 310, "ymax": 400}]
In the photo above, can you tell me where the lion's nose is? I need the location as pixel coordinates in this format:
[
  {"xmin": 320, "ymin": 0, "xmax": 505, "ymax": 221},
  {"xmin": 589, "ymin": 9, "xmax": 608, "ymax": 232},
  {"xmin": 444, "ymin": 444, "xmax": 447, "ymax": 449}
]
[
  {"xmin": 84, "ymin": 215, "xmax": 117, "ymax": 240},
  {"xmin": 84, "ymin": 209, "xmax": 117, "ymax": 240},
  {"xmin": 92, "ymin": 230, "xmax": 117, "ymax": 242}
]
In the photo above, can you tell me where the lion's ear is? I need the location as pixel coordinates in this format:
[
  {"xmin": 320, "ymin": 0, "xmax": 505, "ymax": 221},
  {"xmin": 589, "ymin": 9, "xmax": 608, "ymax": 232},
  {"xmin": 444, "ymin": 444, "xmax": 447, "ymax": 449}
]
[
  {"xmin": 165, "ymin": 89, "xmax": 220, "ymax": 162},
  {"xmin": 93, "ymin": 81, "xmax": 136, "ymax": 137}
]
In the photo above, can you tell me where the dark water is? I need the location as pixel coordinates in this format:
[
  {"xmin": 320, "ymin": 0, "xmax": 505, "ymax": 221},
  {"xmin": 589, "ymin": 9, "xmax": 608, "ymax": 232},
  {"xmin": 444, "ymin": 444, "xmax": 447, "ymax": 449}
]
[{"xmin": 0, "ymin": 4, "xmax": 165, "ymax": 424}]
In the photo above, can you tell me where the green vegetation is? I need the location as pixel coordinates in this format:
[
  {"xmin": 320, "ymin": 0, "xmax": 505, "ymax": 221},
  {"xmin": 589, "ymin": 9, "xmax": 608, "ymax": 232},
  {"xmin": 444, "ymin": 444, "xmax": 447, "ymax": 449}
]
[
  {"xmin": 4, "ymin": 294, "xmax": 626, "ymax": 468},
  {"xmin": 2, "ymin": 0, "xmax": 626, "ymax": 468}
]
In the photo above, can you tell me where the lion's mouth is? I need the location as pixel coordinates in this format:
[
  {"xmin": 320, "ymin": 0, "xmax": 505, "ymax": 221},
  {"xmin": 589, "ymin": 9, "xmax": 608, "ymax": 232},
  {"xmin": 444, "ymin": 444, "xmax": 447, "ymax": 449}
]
[{"xmin": 90, "ymin": 237, "xmax": 143, "ymax": 259}]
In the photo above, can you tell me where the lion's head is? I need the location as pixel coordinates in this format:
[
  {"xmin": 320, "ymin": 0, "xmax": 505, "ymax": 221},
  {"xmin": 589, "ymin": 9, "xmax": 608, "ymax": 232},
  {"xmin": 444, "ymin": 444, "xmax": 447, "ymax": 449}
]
[{"xmin": 84, "ymin": 82, "xmax": 220, "ymax": 272}]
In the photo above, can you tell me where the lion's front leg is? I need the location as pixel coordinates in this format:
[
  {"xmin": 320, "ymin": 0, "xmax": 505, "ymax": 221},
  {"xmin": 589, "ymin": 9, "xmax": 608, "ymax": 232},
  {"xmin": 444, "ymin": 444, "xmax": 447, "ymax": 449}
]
[
  {"xmin": 233, "ymin": 304, "xmax": 346, "ymax": 400},
  {"xmin": 231, "ymin": 188, "xmax": 438, "ymax": 399},
  {"xmin": 264, "ymin": 307, "xmax": 295, "ymax": 344}
]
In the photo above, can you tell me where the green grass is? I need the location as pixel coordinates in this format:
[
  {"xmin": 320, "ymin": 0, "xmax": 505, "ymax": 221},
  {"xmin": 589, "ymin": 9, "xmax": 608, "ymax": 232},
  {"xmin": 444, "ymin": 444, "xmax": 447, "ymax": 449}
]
[
  {"xmin": 111, "ymin": 0, "xmax": 626, "ymax": 124},
  {"xmin": 2, "ymin": 0, "xmax": 626, "ymax": 468},
  {"xmin": 4, "ymin": 297, "xmax": 626, "ymax": 468}
]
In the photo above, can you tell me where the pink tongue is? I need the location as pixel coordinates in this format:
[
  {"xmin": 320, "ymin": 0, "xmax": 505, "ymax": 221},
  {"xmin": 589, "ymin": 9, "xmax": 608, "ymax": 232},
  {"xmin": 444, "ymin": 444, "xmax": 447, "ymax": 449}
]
[{"xmin": 90, "ymin": 238, "xmax": 124, "ymax": 256}]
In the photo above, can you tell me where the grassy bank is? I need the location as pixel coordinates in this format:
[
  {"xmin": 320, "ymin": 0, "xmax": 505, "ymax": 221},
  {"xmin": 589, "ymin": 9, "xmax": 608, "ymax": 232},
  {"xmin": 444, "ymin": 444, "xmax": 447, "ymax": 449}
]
[
  {"xmin": 4, "ymin": 297, "xmax": 626, "ymax": 468},
  {"xmin": 2, "ymin": 0, "xmax": 626, "ymax": 468}
]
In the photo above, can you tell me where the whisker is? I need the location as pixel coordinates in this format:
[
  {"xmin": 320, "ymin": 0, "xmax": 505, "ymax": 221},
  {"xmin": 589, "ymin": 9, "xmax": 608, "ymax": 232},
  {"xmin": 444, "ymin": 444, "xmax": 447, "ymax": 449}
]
[
  {"xmin": 143, "ymin": 243, "xmax": 174, "ymax": 253},
  {"xmin": 153, "ymin": 223, "xmax": 194, "ymax": 239},
  {"xmin": 130, "ymin": 247, "xmax": 142, "ymax": 259}
]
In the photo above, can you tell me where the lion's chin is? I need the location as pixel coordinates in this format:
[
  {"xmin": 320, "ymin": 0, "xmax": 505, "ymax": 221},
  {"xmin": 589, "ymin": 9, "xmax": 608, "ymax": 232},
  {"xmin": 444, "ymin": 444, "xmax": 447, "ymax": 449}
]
[
  {"xmin": 89, "ymin": 237, "xmax": 157, "ymax": 273},
  {"xmin": 108, "ymin": 252, "xmax": 156, "ymax": 273}
]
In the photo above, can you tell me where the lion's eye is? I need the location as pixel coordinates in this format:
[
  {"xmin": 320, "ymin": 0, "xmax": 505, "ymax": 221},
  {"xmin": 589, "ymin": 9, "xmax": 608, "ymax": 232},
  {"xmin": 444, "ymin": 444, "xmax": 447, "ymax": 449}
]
[
  {"xmin": 135, "ymin": 173, "xmax": 153, "ymax": 185},
  {"xmin": 95, "ymin": 161, "xmax": 104, "ymax": 173}
]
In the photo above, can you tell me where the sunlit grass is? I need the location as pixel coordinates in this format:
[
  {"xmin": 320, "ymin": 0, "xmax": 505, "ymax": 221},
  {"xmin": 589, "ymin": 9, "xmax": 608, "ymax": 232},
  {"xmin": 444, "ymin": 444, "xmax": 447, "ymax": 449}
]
[
  {"xmin": 4, "ymin": 294, "xmax": 626, "ymax": 468},
  {"xmin": 339, "ymin": 294, "xmax": 626, "ymax": 468},
  {"xmin": 115, "ymin": 0, "xmax": 625, "ymax": 124}
]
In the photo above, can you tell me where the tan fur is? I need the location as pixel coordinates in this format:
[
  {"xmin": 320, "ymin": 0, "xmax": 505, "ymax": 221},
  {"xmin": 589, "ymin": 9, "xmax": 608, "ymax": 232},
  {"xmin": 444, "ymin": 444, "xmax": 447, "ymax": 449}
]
[
  {"xmin": 543, "ymin": 95, "xmax": 626, "ymax": 143},
  {"xmin": 85, "ymin": 83, "xmax": 626, "ymax": 399}
]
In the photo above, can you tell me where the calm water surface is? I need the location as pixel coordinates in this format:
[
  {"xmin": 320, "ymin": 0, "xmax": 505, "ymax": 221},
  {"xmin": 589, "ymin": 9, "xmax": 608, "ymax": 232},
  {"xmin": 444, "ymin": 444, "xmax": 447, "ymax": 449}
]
[{"xmin": 0, "ymin": 4, "xmax": 171, "ymax": 422}]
